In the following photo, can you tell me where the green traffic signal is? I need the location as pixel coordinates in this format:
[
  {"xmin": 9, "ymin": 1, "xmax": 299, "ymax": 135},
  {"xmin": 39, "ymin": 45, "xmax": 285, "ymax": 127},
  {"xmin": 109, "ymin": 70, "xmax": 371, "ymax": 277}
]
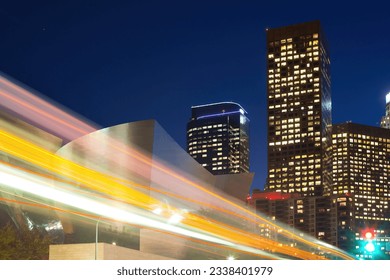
[{"xmin": 364, "ymin": 241, "xmax": 375, "ymax": 253}]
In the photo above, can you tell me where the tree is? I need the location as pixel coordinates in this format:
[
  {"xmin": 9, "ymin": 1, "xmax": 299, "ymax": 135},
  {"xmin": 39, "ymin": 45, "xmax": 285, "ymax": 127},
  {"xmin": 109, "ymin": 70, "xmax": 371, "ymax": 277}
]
[{"xmin": 0, "ymin": 223, "xmax": 51, "ymax": 260}]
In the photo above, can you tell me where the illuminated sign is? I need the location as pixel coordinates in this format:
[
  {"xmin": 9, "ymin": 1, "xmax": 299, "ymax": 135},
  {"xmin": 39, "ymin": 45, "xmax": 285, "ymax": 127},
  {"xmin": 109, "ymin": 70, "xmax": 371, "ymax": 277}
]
[{"xmin": 386, "ymin": 93, "xmax": 390, "ymax": 104}]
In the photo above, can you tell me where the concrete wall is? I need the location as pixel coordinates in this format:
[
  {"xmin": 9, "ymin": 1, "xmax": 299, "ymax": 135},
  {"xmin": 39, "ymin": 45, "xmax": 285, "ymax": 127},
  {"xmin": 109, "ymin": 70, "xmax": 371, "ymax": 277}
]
[
  {"xmin": 49, "ymin": 243, "xmax": 174, "ymax": 260},
  {"xmin": 140, "ymin": 229, "xmax": 187, "ymax": 259}
]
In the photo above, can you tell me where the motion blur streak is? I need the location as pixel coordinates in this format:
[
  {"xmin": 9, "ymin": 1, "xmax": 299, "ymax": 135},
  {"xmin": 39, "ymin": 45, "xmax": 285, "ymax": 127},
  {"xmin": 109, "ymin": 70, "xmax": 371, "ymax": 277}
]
[
  {"xmin": 0, "ymin": 196, "xmax": 279, "ymax": 260},
  {"xmin": 0, "ymin": 74, "xmax": 96, "ymax": 141},
  {"xmin": 0, "ymin": 163, "xmax": 235, "ymax": 246},
  {"xmin": 0, "ymin": 76, "xmax": 354, "ymax": 259},
  {"xmin": 0, "ymin": 128, "xmax": 157, "ymax": 210},
  {"xmin": 0, "ymin": 76, "xmax": 276, "ymax": 232},
  {"xmin": 0, "ymin": 161, "xmax": 285, "ymax": 259},
  {"xmin": 0, "ymin": 162, "xmax": 284, "ymax": 259},
  {"xmin": 0, "ymin": 127, "xmax": 354, "ymax": 259}
]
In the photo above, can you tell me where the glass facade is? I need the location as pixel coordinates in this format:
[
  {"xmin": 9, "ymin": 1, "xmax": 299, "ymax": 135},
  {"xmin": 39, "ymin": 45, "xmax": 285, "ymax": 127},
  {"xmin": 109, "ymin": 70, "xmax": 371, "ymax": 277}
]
[
  {"xmin": 187, "ymin": 102, "xmax": 250, "ymax": 175},
  {"xmin": 266, "ymin": 21, "xmax": 331, "ymax": 196}
]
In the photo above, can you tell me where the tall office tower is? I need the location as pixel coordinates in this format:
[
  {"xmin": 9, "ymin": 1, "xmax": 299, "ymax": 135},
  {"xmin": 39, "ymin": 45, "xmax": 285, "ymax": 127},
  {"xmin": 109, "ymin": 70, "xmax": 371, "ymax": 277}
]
[
  {"xmin": 331, "ymin": 123, "xmax": 390, "ymax": 230},
  {"xmin": 266, "ymin": 21, "xmax": 331, "ymax": 196},
  {"xmin": 380, "ymin": 93, "xmax": 390, "ymax": 129},
  {"xmin": 187, "ymin": 102, "xmax": 250, "ymax": 175}
]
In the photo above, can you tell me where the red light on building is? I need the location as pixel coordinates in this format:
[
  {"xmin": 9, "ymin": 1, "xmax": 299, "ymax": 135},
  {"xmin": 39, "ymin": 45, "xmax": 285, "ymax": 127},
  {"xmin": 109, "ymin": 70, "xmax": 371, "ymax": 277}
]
[{"xmin": 250, "ymin": 191, "xmax": 300, "ymax": 201}]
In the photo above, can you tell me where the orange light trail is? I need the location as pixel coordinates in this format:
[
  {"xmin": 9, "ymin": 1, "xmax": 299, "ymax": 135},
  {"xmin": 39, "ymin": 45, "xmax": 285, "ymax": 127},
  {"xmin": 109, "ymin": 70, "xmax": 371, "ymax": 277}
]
[
  {"xmin": 0, "ymin": 128, "xmax": 354, "ymax": 259},
  {"xmin": 0, "ymin": 77, "xmax": 338, "ymax": 255},
  {"xmin": 72, "ymin": 137, "xmax": 353, "ymax": 259},
  {"xmin": 0, "ymin": 128, "xmax": 158, "ymax": 211},
  {"xmin": 0, "ymin": 196, "xmax": 277, "ymax": 260},
  {"xmin": 0, "ymin": 75, "xmax": 96, "ymax": 141}
]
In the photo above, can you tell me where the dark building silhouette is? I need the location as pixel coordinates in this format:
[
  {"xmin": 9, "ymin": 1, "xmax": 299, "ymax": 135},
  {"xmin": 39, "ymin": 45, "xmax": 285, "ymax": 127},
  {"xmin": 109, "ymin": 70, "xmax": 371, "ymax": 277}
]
[{"xmin": 187, "ymin": 102, "xmax": 250, "ymax": 175}]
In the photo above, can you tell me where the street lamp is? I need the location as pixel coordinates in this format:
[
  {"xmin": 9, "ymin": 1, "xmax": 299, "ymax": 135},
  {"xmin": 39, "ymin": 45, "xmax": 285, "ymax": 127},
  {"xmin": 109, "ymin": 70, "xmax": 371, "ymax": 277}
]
[{"xmin": 95, "ymin": 218, "xmax": 100, "ymax": 260}]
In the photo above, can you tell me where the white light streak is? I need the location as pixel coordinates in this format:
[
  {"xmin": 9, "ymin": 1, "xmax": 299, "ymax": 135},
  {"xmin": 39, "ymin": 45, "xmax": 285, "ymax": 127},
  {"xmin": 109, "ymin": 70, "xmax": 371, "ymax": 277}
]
[
  {"xmin": 0, "ymin": 163, "xmax": 234, "ymax": 247},
  {"xmin": 168, "ymin": 213, "xmax": 183, "ymax": 224}
]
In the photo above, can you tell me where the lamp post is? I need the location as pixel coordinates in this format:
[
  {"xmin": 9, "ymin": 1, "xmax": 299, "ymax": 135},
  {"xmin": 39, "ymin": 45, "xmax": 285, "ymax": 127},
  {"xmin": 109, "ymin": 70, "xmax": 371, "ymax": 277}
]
[{"xmin": 95, "ymin": 218, "xmax": 100, "ymax": 260}]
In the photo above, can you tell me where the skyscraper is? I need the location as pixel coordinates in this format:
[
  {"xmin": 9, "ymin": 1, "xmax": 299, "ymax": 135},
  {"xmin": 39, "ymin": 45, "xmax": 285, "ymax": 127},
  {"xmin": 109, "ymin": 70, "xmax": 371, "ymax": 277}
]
[
  {"xmin": 331, "ymin": 122, "xmax": 390, "ymax": 259},
  {"xmin": 265, "ymin": 20, "xmax": 331, "ymax": 196},
  {"xmin": 187, "ymin": 102, "xmax": 250, "ymax": 175},
  {"xmin": 380, "ymin": 93, "xmax": 390, "ymax": 129},
  {"xmin": 331, "ymin": 122, "xmax": 390, "ymax": 227}
]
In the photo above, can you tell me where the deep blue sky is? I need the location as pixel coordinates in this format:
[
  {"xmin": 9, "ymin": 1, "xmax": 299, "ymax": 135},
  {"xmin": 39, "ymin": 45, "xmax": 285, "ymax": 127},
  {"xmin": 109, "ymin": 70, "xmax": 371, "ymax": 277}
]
[{"xmin": 1, "ymin": 1, "xmax": 389, "ymax": 190}]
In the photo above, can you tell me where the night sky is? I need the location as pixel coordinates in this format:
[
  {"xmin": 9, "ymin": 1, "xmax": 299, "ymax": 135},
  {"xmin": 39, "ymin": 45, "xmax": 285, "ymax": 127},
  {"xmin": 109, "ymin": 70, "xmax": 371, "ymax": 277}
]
[{"xmin": 1, "ymin": 1, "xmax": 389, "ymax": 190}]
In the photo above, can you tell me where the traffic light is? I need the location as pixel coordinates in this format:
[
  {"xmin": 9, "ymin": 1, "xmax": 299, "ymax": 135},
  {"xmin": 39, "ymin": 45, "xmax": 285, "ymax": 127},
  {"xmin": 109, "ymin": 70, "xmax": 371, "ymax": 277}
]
[
  {"xmin": 364, "ymin": 241, "xmax": 375, "ymax": 253},
  {"xmin": 362, "ymin": 228, "xmax": 376, "ymax": 253},
  {"xmin": 362, "ymin": 229, "xmax": 375, "ymax": 240}
]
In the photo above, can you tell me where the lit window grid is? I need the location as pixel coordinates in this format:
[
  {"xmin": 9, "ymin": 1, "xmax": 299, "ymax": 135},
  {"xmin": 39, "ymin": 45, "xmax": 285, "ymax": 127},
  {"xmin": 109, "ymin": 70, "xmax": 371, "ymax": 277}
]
[
  {"xmin": 380, "ymin": 95, "xmax": 390, "ymax": 129},
  {"xmin": 267, "ymin": 33, "xmax": 328, "ymax": 195},
  {"xmin": 187, "ymin": 123, "xmax": 249, "ymax": 174},
  {"xmin": 331, "ymin": 131, "xmax": 390, "ymax": 222},
  {"xmin": 381, "ymin": 115, "xmax": 390, "ymax": 129}
]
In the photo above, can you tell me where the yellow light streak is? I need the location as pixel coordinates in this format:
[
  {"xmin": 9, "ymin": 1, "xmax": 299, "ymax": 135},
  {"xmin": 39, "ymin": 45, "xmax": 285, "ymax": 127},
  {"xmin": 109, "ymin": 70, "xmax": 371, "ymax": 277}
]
[{"xmin": 0, "ymin": 128, "xmax": 354, "ymax": 259}]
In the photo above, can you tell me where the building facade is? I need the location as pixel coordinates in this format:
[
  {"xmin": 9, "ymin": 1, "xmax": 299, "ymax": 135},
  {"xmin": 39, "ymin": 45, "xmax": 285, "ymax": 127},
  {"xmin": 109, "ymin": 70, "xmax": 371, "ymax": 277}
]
[
  {"xmin": 248, "ymin": 190, "xmax": 355, "ymax": 251},
  {"xmin": 266, "ymin": 21, "xmax": 331, "ymax": 196},
  {"xmin": 187, "ymin": 102, "xmax": 250, "ymax": 175},
  {"xmin": 380, "ymin": 93, "xmax": 390, "ymax": 129},
  {"xmin": 331, "ymin": 123, "xmax": 390, "ymax": 259},
  {"xmin": 331, "ymin": 123, "xmax": 390, "ymax": 230}
]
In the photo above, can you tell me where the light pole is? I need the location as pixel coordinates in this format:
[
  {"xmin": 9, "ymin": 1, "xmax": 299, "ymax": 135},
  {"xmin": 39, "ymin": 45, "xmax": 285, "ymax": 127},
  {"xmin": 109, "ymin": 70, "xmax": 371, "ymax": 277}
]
[{"xmin": 95, "ymin": 218, "xmax": 100, "ymax": 260}]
